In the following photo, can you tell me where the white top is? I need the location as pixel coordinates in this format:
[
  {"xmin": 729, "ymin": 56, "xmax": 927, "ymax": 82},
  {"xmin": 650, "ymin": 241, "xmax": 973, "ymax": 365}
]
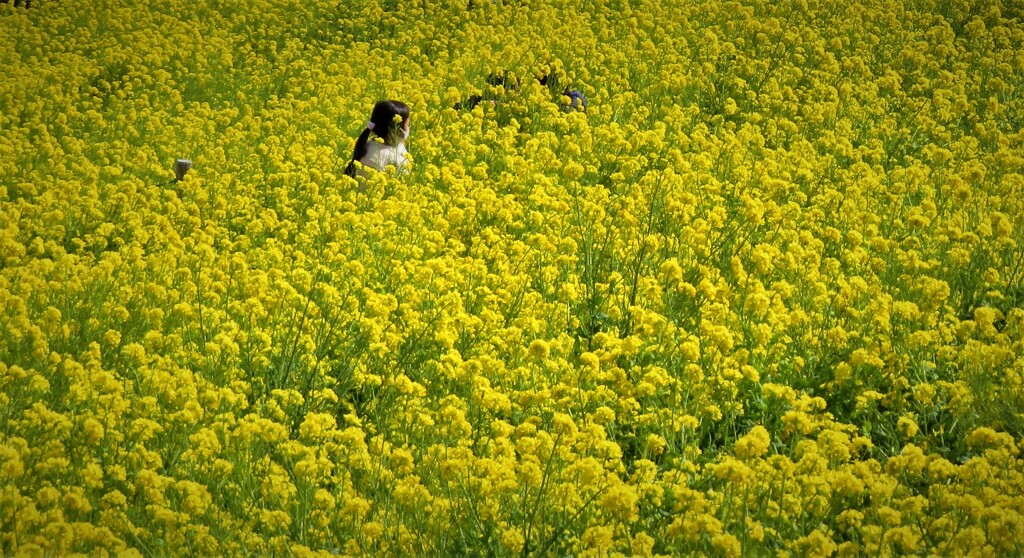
[{"xmin": 358, "ymin": 140, "xmax": 409, "ymax": 176}]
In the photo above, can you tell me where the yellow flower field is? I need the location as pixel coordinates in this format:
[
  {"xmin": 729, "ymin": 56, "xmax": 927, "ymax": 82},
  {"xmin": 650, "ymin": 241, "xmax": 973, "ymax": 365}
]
[{"xmin": 2, "ymin": 0, "xmax": 1023, "ymax": 555}]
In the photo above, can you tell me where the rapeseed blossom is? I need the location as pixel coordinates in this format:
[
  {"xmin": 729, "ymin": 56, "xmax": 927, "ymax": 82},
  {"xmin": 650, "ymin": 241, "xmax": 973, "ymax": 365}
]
[{"xmin": 2, "ymin": 0, "xmax": 1024, "ymax": 555}]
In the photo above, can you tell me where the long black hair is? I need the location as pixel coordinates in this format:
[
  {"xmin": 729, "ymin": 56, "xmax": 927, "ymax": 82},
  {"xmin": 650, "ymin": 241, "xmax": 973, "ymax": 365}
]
[{"xmin": 345, "ymin": 100, "xmax": 410, "ymax": 177}]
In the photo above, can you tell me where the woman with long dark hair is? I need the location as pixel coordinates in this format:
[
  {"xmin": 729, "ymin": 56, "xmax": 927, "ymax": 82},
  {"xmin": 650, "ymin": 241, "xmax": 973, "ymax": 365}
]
[{"xmin": 345, "ymin": 100, "xmax": 411, "ymax": 177}]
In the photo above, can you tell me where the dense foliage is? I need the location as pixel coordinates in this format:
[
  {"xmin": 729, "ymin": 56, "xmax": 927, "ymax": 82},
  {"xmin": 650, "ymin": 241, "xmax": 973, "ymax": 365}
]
[{"xmin": 2, "ymin": 0, "xmax": 1023, "ymax": 555}]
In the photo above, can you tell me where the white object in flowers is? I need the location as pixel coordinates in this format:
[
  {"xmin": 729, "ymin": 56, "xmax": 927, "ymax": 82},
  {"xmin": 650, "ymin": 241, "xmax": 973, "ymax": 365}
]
[{"xmin": 358, "ymin": 133, "xmax": 409, "ymax": 175}]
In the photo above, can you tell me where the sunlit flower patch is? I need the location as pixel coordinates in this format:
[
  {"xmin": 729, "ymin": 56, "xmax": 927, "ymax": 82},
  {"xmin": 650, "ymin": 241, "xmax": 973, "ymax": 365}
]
[{"xmin": 2, "ymin": 0, "xmax": 1023, "ymax": 555}]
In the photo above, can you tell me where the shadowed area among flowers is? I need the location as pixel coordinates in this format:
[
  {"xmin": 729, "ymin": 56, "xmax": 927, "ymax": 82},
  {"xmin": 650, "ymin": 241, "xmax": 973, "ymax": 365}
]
[{"xmin": 1, "ymin": 0, "xmax": 1023, "ymax": 556}]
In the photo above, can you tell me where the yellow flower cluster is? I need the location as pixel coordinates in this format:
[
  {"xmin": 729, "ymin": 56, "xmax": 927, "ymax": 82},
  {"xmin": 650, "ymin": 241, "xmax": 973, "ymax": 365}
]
[{"xmin": 2, "ymin": 0, "xmax": 1023, "ymax": 555}]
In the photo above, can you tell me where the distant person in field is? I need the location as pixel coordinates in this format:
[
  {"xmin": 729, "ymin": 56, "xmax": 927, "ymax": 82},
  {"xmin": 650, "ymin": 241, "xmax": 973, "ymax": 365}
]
[
  {"xmin": 453, "ymin": 71, "xmax": 520, "ymax": 111},
  {"xmin": 454, "ymin": 65, "xmax": 586, "ymax": 114},
  {"xmin": 345, "ymin": 100, "xmax": 411, "ymax": 178},
  {"xmin": 536, "ymin": 63, "xmax": 588, "ymax": 113}
]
